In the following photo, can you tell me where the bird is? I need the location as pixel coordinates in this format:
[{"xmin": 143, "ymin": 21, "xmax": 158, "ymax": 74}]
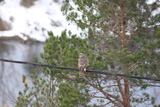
[{"xmin": 78, "ymin": 53, "xmax": 89, "ymax": 78}]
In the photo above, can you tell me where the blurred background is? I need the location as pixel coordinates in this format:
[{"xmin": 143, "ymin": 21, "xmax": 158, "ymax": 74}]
[{"xmin": 0, "ymin": 0, "xmax": 75, "ymax": 106}]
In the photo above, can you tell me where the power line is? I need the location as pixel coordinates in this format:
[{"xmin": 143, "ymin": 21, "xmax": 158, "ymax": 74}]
[
  {"xmin": 0, "ymin": 58, "xmax": 160, "ymax": 81},
  {"xmin": 0, "ymin": 58, "xmax": 77, "ymax": 71}
]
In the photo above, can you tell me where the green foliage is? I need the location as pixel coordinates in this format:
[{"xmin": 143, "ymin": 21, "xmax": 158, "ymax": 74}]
[
  {"xmin": 61, "ymin": 0, "xmax": 160, "ymax": 77},
  {"xmin": 131, "ymin": 93, "xmax": 150, "ymax": 103},
  {"xmin": 61, "ymin": 0, "xmax": 160, "ymax": 106},
  {"xmin": 16, "ymin": 0, "xmax": 160, "ymax": 106},
  {"xmin": 16, "ymin": 69, "xmax": 56, "ymax": 107},
  {"xmin": 42, "ymin": 30, "xmax": 108, "ymax": 78},
  {"xmin": 42, "ymin": 30, "xmax": 104, "ymax": 106},
  {"xmin": 57, "ymin": 83, "xmax": 88, "ymax": 107}
]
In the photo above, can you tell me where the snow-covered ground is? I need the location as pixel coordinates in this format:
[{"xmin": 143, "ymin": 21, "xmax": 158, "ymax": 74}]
[
  {"xmin": 0, "ymin": 0, "xmax": 79, "ymax": 41},
  {"xmin": 0, "ymin": 0, "xmax": 159, "ymax": 41}
]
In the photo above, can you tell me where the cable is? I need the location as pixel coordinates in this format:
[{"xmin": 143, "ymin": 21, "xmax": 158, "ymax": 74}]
[
  {"xmin": 0, "ymin": 58, "xmax": 160, "ymax": 81},
  {"xmin": 0, "ymin": 58, "xmax": 78, "ymax": 71}
]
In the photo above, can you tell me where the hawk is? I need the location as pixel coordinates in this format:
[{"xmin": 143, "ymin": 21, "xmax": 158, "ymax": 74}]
[{"xmin": 78, "ymin": 53, "xmax": 89, "ymax": 78}]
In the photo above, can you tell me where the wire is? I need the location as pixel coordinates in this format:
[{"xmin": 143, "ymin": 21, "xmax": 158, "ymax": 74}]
[
  {"xmin": 0, "ymin": 58, "xmax": 78, "ymax": 71},
  {"xmin": 0, "ymin": 58, "xmax": 160, "ymax": 81}
]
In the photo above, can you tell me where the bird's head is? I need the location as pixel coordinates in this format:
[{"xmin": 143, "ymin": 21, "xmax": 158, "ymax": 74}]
[{"xmin": 79, "ymin": 53, "xmax": 84, "ymax": 57}]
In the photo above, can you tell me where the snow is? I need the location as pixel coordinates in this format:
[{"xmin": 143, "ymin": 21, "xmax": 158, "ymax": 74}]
[
  {"xmin": 0, "ymin": 0, "xmax": 79, "ymax": 41},
  {"xmin": 0, "ymin": 0, "xmax": 159, "ymax": 41}
]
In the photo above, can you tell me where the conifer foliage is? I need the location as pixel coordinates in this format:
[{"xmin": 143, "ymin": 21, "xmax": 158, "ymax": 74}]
[
  {"xmin": 16, "ymin": 0, "xmax": 160, "ymax": 106},
  {"xmin": 60, "ymin": 0, "xmax": 160, "ymax": 106}
]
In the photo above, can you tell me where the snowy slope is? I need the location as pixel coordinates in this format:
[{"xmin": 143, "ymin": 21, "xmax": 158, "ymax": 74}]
[
  {"xmin": 0, "ymin": 0, "xmax": 78, "ymax": 41},
  {"xmin": 0, "ymin": 0, "xmax": 159, "ymax": 41}
]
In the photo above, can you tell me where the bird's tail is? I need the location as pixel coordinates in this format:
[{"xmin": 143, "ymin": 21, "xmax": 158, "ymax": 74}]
[
  {"xmin": 79, "ymin": 67, "xmax": 84, "ymax": 78},
  {"xmin": 79, "ymin": 71, "xmax": 84, "ymax": 78}
]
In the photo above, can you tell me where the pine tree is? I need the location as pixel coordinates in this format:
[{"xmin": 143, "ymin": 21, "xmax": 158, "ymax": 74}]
[
  {"xmin": 60, "ymin": 0, "xmax": 160, "ymax": 106},
  {"xmin": 16, "ymin": 69, "xmax": 57, "ymax": 107},
  {"xmin": 16, "ymin": 31, "xmax": 94, "ymax": 107},
  {"xmin": 42, "ymin": 30, "xmax": 94, "ymax": 107}
]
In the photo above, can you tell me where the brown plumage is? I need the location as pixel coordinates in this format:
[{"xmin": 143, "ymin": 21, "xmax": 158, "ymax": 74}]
[{"xmin": 78, "ymin": 53, "xmax": 89, "ymax": 78}]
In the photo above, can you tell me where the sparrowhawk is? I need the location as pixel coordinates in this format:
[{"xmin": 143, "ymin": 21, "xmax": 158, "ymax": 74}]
[{"xmin": 78, "ymin": 53, "xmax": 89, "ymax": 78}]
